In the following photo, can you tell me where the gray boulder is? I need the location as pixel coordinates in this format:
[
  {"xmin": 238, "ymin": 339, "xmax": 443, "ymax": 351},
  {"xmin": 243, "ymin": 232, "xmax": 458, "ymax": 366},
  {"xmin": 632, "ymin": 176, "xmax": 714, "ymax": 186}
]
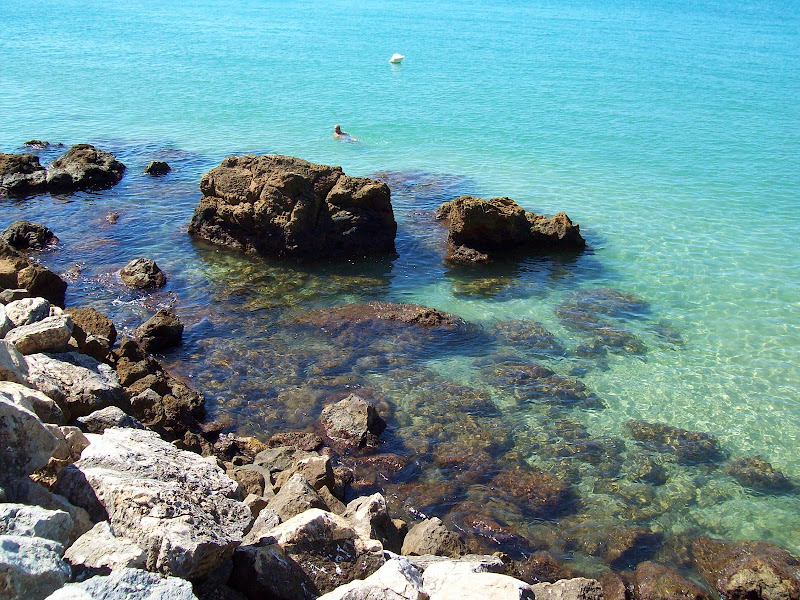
[
  {"xmin": 44, "ymin": 567, "xmax": 197, "ymax": 600},
  {"xmin": 54, "ymin": 427, "xmax": 252, "ymax": 579},
  {"xmin": 76, "ymin": 405, "xmax": 144, "ymax": 433},
  {"xmin": 0, "ymin": 380, "xmax": 65, "ymax": 424},
  {"xmin": 5, "ymin": 314, "xmax": 73, "ymax": 354},
  {"xmin": 64, "ymin": 521, "xmax": 146, "ymax": 572},
  {"xmin": 321, "ymin": 393, "xmax": 387, "ymax": 451},
  {"xmin": 0, "ymin": 340, "xmax": 29, "ymax": 384},
  {"xmin": 267, "ymin": 472, "xmax": 328, "ymax": 520},
  {"xmin": 0, "ymin": 305, "xmax": 12, "ymax": 337},
  {"xmin": 0, "ymin": 384, "xmax": 59, "ymax": 476},
  {"xmin": 273, "ymin": 453, "xmax": 335, "ymax": 492},
  {"xmin": 529, "ymin": 578, "xmax": 604, "ymax": 600},
  {"xmin": 401, "ymin": 518, "xmax": 468, "ymax": 558},
  {"xmin": 429, "ymin": 573, "xmax": 534, "ymax": 600},
  {"xmin": 344, "ymin": 493, "xmax": 405, "ymax": 554},
  {"xmin": 46, "ymin": 144, "xmax": 125, "ymax": 193},
  {"xmin": 119, "ymin": 258, "xmax": 167, "ymax": 289},
  {"xmin": 25, "ymin": 351, "xmax": 122, "ymax": 418},
  {"xmin": 0, "ymin": 220, "xmax": 58, "ymax": 251},
  {"xmin": 318, "ymin": 557, "xmax": 426, "ymax": 600},
  {"xmin": 0, "ymin": 535, "xmax": 70, "ymax": 600},
  {"xmin": 0, "ymin": 504, "xmax": 74, "ymax": 548},
  {"xmin": 5, "ymin": 296, "xmax": 51, "ymax": 326}
]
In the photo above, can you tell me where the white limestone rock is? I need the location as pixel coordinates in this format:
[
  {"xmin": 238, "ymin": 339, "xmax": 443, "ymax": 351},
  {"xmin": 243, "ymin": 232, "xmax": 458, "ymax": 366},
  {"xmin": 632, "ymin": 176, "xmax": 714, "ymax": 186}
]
[
  {"xmin": 5, "ymin": 297, "xmax": 51, "ymax": 327},
  {"xmin": 54, "ymin": 427, "xmax": 252, "ymax": 579},
  {"xmin": 0, "ymin": 379, "xmax": 65, "ymax": 423},
  {"xmin": 5, "ymin": 314, "xmax": 73, "ymax": 354},
  {"xmin": 0, "ymin": 383, "xmax": 59, "ymax": 476},
  {"xmin": 76, "ymin": 405, "xmax": 144, "ymax": 433},
  {"xmin": 0, "ymin": 504, "xmax": 74, "ymax": 548},
  {"xmin": 421, "ymin": 555, "xmax": 507, "ymax": 596},
  {"xmin": 0, "ymin": 534, "xmax": 71, "ymax": 600},
  {"xmin": 64, "ymin": 521, "xmax": 146, "ymax": 572},
  {"xmin": 0, "ymin": 340, "xmax": 30, "ymax": 385},
  {"xmin": 44, "ymin": 567, "xmax": 198, "ymax": 600},
  {"xmin": 318, "ymin": 557, "xmax": 426, "ymax": 600},
  {"xmin": 429, "ymin": 572, "xmax": 534, "ymax": 600}
]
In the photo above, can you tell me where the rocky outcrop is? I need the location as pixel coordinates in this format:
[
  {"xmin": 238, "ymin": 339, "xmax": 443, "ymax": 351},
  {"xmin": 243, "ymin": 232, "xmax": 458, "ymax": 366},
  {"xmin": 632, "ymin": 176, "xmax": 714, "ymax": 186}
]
[
  {"xmin": 25, "ymin": 351, "xmax": 122, "ymax": 418},
  {"xmin": 401, "ymin": 518, "xmax": 468, "ymax": 558},
  {"xmin": 0, "ymin": 153, "xmax": 48, "ymax": 196},
  {"xmin": 0, "ymin": 381, "xmax": 66, "ymax": 425},
  {"xmin": 0, "ymin": 220, "xmax": 58, "ymax": 251},
  {"xmin": 119, "ymin": 258, "xmax": 167, "ymax": 289},
  {"xmin": 436, "ymin": 196, "xmax": 585, "ymax": 263},
  {"xmin": 0, "ymin": 243, "xmax": 67, "ymax": 306},
  {"xmin": 691, "ymin": 536, "xmax": 800, "ymax": 600},
  {"xmin": 135, "ymin": 308, "xmax": 183, "ymax": 352},
  {"xmin": 45, "ymin": 144, "xmax": 125, "ymax": 192},
  {"xmin": 0, "ymin": 384, "xmax": 59, "ymax": 476},
  {"xmin": 67, "ymin": 307, "xmax": 117, "ymax": 362},
  {"xmin": 63, "ymin": 521, "xmax": 146, "ymax": 573},
  {"xmin": 321, "ymin": 393, "xmax": 387, "ymax": 451},
  {"xmin": 343, "ymin": 493, "xmax": 406, "ymax": 554},
  {"xmin": 54, "ymin": 428, "xmax": 252, "ymax": 579},
  {"xmin": 267, "ymin": 473, "xmax": 328, "ymax": 520},
  {"xmin": 0, "ymin": 535, "xmax": 71, "ymax": 600},
  {"xmin": 44, "ymin": 567, "xmax": 198, "ymax": 600},
  {"xmin": 144, "ymin": 160, "xmax": 171, "ymax": 175},
  {"xmin": 420, "ymin": 555, "xmax": 506, "ymax": 596},
  {"xmin": 188, "ymin": 154, "xmax": 397, "ymax": 259}
]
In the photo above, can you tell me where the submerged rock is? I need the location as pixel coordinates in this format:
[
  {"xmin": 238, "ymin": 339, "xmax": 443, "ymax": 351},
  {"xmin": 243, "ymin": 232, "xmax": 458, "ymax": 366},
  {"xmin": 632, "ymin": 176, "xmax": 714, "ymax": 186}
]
[
  {"xmin": 119, "ymin": 257, "xmax": 167, "ymax": 289},
  {"xmin": 46, "ymin": 144, "xmax": 126, "ymax": 192},
  {"xmin": 0, "ymin": 220, "xmax": 58, "ymax": 251},
  {"xmin": 627, "ymin": 420, "xmax": 727, "ymax": 465},
  {"xmin": 298, "ymin": 301, "xmax": 467, "ymax": 331},
  {"xmin": 436, "ymin": 195, "xmax": 585, "ymax": 263},
  {"xmin": 724, "ymin": 456, "xmax": 795, "ymax": 494},
  {"xmin": 144, "ymin": 160, "xmax": 171, "ymax": 175},
  {"xmin": 633, "ymin": 561, "xmax": 712, "ymax": 600},
  {"xmin": 0, "ymin": 153, "xmax": 47, "ymax": 196},
  {"xmin": 491, "ymin": 467, "xmax": 577, "ymax": 519},
  {"xmin": 491, "ymin": 320, "xmax": 567, "ymax": 359},
  {"xmin": 189, "ymin": 154, "xmax": 397, "ymax": 259}
]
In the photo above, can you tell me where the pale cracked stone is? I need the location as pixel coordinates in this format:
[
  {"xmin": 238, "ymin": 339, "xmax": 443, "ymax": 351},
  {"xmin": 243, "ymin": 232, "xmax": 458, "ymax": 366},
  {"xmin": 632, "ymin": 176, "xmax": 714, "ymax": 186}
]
[
  {"xmin": 318, "ymin": 557, "xmax": 426, "ymax": 600},
  {"xmin": 421, "ymin": 555, "xmax": 507, "ymax": 597},
  {"xmin": 5, "ymin": 314, "xmax": 73, "ymax": 355},
  {"xmin": 0, "ymin": 384, "xmax": 59, "ymax": 476},
  {"xmin": 5, "ymin": 297, "xmax": 51, "ymax": 327},
  {"xmin": 44, "ymin": 567, "xmax": 198, "ymax": 600},
  {"xmin": 0, "ymin": 340, "xmax": 29, "ymax": 385},
  {"xmin": 0, "ymin": 504, "xmax": 74, "ymax": 548},
  {"xmin": 0, "ymin": 534, "xmax": 70, "ymax": 600},
  {"xmin": 429, "ymin": 572, "xmax": 535, "ymax": 600},
  {"xmin": 54, "ymin": 427, "xmax": 252, "ymax": 579},
  {"xmin": 64, "ymin": 521, "xmax": 146, "ymax": 572},
  {"xmin": 0, "ymin": 380, "xmax": 66, "ymax": 424}
]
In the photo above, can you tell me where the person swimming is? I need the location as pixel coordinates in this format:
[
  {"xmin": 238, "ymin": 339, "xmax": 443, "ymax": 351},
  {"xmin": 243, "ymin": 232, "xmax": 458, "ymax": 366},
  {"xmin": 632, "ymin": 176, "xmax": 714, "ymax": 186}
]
[{"xmin": 333, "ymin": 125, "xmax": 357, "ymax": 142}]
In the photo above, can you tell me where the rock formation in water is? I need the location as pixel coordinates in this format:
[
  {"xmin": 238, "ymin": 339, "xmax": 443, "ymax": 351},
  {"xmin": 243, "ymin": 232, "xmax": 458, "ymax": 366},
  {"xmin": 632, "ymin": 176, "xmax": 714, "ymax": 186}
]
[
  {"xmin": 436, "ymin": 195, "xmax": 585, "ymax": 263},
  {"xmin": 188, "ymin": 154, "xmax": 397, "ymax": 259}
]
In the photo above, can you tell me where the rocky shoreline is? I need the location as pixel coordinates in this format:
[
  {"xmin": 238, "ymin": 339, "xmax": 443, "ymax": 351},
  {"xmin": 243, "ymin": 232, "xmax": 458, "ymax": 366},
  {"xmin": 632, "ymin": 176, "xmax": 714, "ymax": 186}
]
[{"xmin": 1, "ymin": 143, "xmax": 799, "ymax": 600}]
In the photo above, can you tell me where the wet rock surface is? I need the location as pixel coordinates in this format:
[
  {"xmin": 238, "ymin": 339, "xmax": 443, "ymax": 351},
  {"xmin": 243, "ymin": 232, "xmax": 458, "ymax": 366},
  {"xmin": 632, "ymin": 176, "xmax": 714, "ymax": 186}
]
[
  {"xmin": 45, "ymin": 144, "xmax": 126, "ymax": 192},
  {"xmin": 189, "ymin": 154, "xmax": 397, "ymax": 259},
  {"xmin": 120, "ymin": 258, "xmax": 167, "ymax": 289},
  {"xmin": 135, "ymin": 308, "xmax": 183, "ymax": 352},
  {"xmin": 0, "ymin": 243, "xmax": 67, "ymax": 306},
  {"xmin": 0, "ymin": 220, "xmax": 58, "ymax": 251},
  {"xmin": 724, "ymin": 456, "xmax": 795, "ymax": 494},
  {"xmin": 144, "ymin": 160, "xmax": 172, "ymax": 175},
  {"xmin": 633, "ymin": 561, "xmax": 712, "ymax": 600},
  {"xmin": 0, "ymin": 153, "xmax": 47, "ymax": 196},
  {"xmin": 627, "ymin": 420, "xmax": 727, "ymax": 465}
]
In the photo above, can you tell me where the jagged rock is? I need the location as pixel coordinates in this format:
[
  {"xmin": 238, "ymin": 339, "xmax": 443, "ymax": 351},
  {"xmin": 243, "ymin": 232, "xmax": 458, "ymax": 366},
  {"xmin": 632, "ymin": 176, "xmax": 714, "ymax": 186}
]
[
  {"xmin": 54, "ymin": 428, "xmax": 252, "ymax": 579},
  {"xmin": 318, "ymin": 557, "xmax": 426, "ymax": 600},
  {"xmin": 529, "ymin": 577, "xmax": 604, "ymax": 600},
  {"xmin": 0, "ymin": 504, "xmax": 74, "ymax": 548},
  {"xmin": 0, "ymin": 221, "xmax": 58, "ymax": 251},
  {"xmin": 429, "ymin": 572, "xmax": 534, "ymax": 600},
  {"xmin": 144, "ymin": 160, "xmax": 171, "ymax": 175},
  {"xmin": 24, "ymin": 140, "xmax": 51, "ymax": 149},
  {"xmin": 0, "ymin": 289, "xmax": 31, "ymax": 304},
  {"xmin": 243, "ymin": 494, "xmax": 271, "ymax": 518},
  {"xmin": 436, "ymin": 196, "xmax": 584, "ymax": 263},
  {"xmin": 63, "ymin": 521, "xmax": 146, "ymax": 573},
  {"xmin": 189, "ymin": 154, "xmax": 397, "ymax": 259},
  {"xmin": 241, "ymin": 509, "xmax": 282, "ymax": 546},
  {"xmin": 691, "ymin": 536, "xmax": 800, "ymax": 600},
  {"xmin": 267, "ymin": 473, "xmax": 328, "ymax": 520},
  {"xmin": 135, "ymin": 308, "xmax": 183, "ymax": 352},
  {"xmin": 319, "ymin": 486, "xmax": 347, "ymax": 514},
  {"xmin": 0, "ymin": 244, "xmax": 67, "ymax": 307},
  {"xmin": 321, "ymin": 393, "xmax": 387, "ymax": 451},
  {"xmin": 506, "ymin": 551, "xmax": 575, "ymax": 585},
  {"xmin": 273, "ymin": 454, "xmax": 335, "ymax": 492},
  {"xmin": 233, "ymin": 508, "xmax": 385, "ymax": 598},
  {"xmin": 0, "ymin": 340, "xmax": 29, "ymax": 384},
  {"xmin": 67, "ymin": 307, "xmax": 116, "ymax": 362},
  {"xmin": 627, "ymin": 421, "xmax": 727, "ymax": 465},
  {"xmin": 232, "ymin": 464, "xmax": 267, "ymax": 497},
  {"xmin": 267, "ymin": 431, "xmax": 324, "ymax": 451},
  {"xmin": 46, "ymin": 144, "xmax": 125, "ymax": 192},
  {"xmin": 5, "ymin": 314, "xmax": 73, "ymax": 354},
  {"xmin": 0, "ymin": 305, "xmax": 12, "ymax": 337},
  {"xmin": 120, "ymin": 258, "xmax": 167, "ymax": 289},
  {"xmin": 25, "ymin": 351, "xmax": 122, "ymax": 418},
  {"xmin": 0, "ymin": 384, "xmax": 59, "ymax": 476},
  {"xmin": 46, "ymin": 425, "xmax": 90, "ymax": 462},
  {"xmin": 76, "ymin": 405, "xmax": 144, "ymax": 433},
  {"xmin": 254, "ymin": 446, "xmax": 316, "ymax": 477},
  {"xmin": 44, "ymin": 567, "xmax": 197, "ymax": 600},
  {"xmin": 5, "ymin": 297, "xmax": 51, "ymax": 326},
  {"xmin": 0, "ymin": 153, "xmax": 48, "ymax": 196},
  {"xmin": 633, "ymin": 561, "xmax": 712, "ymax": 600},
  {"xmin": 0, "ymin": 380, "xmax": 65, "ymax": 424},
  {"xmin": 598, "ymin": 572, "xmax": 628, "ymax": 600},
  {"xmin": 421, "ymin": 555, "xmax": 506, "ymax": 596},
  {"xmin": 401, "ymin": 518, "xmax": 468, "ymax": 558},
  {"xmin": 724, "ymin": 456, "xmax": 794, "ymax": 494},
  {"xmin": 344, "ymin": 493, "xmax": 406, "ymax": 554},
  {"xmin": 0, "ymin": 535, "xmax": 70, "ymax": 600}
]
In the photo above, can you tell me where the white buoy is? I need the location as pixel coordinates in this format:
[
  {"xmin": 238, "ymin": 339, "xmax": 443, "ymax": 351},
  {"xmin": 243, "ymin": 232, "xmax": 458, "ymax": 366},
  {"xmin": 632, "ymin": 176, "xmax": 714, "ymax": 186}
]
[{"xmin": 389, "ymin": 53, "xmax": 405, "ymax": 64}]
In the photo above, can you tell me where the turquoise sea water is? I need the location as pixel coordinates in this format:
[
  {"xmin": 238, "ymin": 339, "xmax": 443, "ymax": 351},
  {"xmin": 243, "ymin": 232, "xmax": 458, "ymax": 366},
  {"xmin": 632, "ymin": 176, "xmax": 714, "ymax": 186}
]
[{"xmin": 2, "ymin": 0, "xmax": 800, "ymax": 574}]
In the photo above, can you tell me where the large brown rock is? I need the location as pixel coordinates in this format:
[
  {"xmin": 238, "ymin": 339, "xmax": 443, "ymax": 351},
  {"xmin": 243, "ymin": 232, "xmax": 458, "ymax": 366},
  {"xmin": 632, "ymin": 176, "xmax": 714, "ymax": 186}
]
[
  {"xmin": 67, "ymin": 307, "xmax": 117, "ymax": 362},
  {"xmin": 0, "ymin": 153, "xmax": 47, "ymax": 196},
  {"xmin": 0, "ymin": 243, "xmax": 67, "ymax": 307},
  {"xmin": 436, "ymin": 196, "xmax": 584, "ymax": 263},
  {"xmin": 45, "ymin": 144, "xmax": 125, "ymax": 192},
  {"xmin": 691, "ymin": 536, "xmax": 800, "ymax": 600},
  {"xmin": 188, "ymin": 154, "xmax": 397, "ymax": 259},
  {"xmin": 633, "ymin": 561, "xmax": 712, "ymax": 600},
  {"xmin": 321, "ymin": 393, "xmax": 387, "ymax": 451}
]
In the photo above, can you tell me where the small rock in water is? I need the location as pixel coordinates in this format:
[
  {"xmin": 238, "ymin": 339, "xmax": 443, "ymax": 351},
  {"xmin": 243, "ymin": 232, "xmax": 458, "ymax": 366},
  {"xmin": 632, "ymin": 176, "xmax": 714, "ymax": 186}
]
[
  {"xmin": 46, "ymin": 144, "xmax": 126, "ymax": 192},
  {"xmin": 135, "ymin": 308, "xmax": 184, "ymax": 352},
  {"xmin": 143, "ymin": 160, "xmax": 171, "ymax": 175},
  {"xmin": 402, "ymin": 517, "xmax": 468, "ymax": 558},
  {"xmin": 0, "ymin": 220, "xmax": 58, "ymax": 251},
  {"xmin": 119, "ymin": 257, "xmax": 167, "ymax": 289},
  {"xmin": 0, "ymin": 153, "xmax": 48, "ymax": 196},
  {"xmin": 627, "ymin": 420, "xmax": 727, "ymax": 465},
  {"xmin": 105, "ymin": 211, "xmax": 120, "ymax": 224},
  {"xmin": 320, "ymin": 393, "xmax": 387, "ymax": 451},
  {"xmin": 724, "ymin": 455, "xmax": 795, "ymax": 494},
  {"xmin": 23, "ymin": 140, "xmax": 50, "ymax": 148}
]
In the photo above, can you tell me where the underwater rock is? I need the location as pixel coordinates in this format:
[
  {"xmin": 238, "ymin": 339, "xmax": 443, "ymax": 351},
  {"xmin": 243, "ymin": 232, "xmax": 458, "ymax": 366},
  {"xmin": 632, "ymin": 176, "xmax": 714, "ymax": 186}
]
[
  {"xmin": 436, "ymin": 196, "xmax": 584, "ymax": 262},
  {"xmin": 321, "ymin": 393, "xmax": 387, "ymax": 451},
  {"xmin": 0, "ymin": 220, "xmax": 57, "ymax": 251},
  {"xmin": 633, "ymin": 561, "xmax": 712, "ymax": 600},
  {"xmin": 0, "ymin": 243, "xmax": 67, "ymax": 307},
  {"xmin": 46, "ymin": 144, "xmax": 125, "ymax": 192},
  {"xmin": 298, "ymin": 301, "xmax": 467, "ymax": 331},
  {"xmin": 623, "ymin": 450, "xmax": 669, "ymax": 486},
  {"xmin": 491, "ymin": 467, "xmax": 576, "ymax": 519},
  {"xmin": 491, "ymin": 320, "xmax": 567, "ymax": 359},
  {"xmin": 119, "ymin": 257, "xmax": 167, "ymax": 289},
  {"xmin": 267, "ymin": 431, "xmax": 324, "ymax": 451},
  {"xmin": 0, "ymin": 153, "xmax": 48, "ymax": 196},
  {"xmin": 189, "ymin": 154, "xmax": 397, "ymax": 259},
  {"xmin": 135, "ymin": 308, "xmax": 183, "ymax": 352},
  {"xmin": 143, "ymin": 160, "xmax": 171, "ymax": 175},
  {"xmin": 691, "ymin": 536, "xmax": 800, "ymax": 600},
  {"xmin": 505, "ymin": 551, "xmax": 576, "ymax": 585},
  {"xmin": 558, "ymin": 522, "xmax": 663, "ymax": 570},
  {"xmin": 723, "ymin": 456, "xmax": 795, "ymax": 494},
  {"xmin": 626, "ymin": 420, "xmax": 727, "ymax": 465},
  {"xmin": 488, "ymin": 360, "xmax": 604, "ymax": 410},
  {"xmin": 446, "ymin": 244, "xmax": 491, "ymax": 264}
]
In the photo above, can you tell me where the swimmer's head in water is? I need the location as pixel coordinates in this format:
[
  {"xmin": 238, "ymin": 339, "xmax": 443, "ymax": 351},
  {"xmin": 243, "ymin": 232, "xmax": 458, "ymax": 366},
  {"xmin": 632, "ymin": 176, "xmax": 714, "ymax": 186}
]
[{"xmin": 334, "ymin": 125, "xmax": 343, "ymax": 135}]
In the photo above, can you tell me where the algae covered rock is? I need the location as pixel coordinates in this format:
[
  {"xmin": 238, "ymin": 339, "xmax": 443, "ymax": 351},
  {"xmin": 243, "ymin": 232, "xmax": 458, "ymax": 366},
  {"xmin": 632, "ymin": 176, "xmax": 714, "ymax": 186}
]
[
  {"xmin": 45, "ymin": 144, "xmax": 125, "ymax": 192},
  {"xmin": 189, "ymin": 154, "xmax": 397, "ymax": 259},
  {"xmin": 0, "ymin": 220, "xmax": 58, "ymax": 251}
]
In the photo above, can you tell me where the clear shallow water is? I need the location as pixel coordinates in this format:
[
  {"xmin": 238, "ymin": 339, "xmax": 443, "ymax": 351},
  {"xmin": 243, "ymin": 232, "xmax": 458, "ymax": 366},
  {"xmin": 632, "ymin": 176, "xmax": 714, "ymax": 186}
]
[{"xmin": 2, "ymin": 0, "xmax": 800, "ymax": 575}]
